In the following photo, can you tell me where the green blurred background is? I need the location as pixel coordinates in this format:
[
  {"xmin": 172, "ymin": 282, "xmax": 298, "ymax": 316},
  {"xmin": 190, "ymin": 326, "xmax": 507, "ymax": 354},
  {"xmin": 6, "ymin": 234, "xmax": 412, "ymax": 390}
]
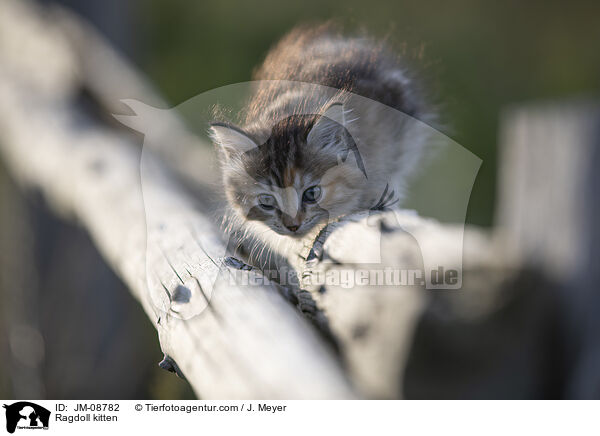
[{"xmin": 135, "ymin": 0, "xmax": 600, "ymax": 226}]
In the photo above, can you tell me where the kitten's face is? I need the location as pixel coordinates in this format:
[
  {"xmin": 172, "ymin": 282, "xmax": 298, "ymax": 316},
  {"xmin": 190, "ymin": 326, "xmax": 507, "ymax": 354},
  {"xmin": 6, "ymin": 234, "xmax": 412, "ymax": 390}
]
[{"xmin": 210, "ymin": 103, "xmax": 367, "ymax": 237}]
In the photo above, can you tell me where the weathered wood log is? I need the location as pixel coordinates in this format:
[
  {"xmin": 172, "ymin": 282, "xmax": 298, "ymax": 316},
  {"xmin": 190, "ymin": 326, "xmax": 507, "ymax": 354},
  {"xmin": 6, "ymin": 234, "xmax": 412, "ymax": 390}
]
[
  {"xmin": 0, "ymin": 78, "xmax": 356, "ymax": 398},
  {"xmin": 267, "ymin": 209, "xmax": 519, "ymax": 398},
  {"xmin": 0, "ymin": 0, "xmax": 356, "ymax": 399}
]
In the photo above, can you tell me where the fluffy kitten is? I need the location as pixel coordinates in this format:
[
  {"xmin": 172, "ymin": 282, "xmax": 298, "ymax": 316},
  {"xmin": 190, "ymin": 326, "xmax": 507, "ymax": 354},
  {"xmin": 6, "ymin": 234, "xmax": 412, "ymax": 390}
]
[{"xmin": 209, "ymin": 24, "xmax": 433, "ymax": 248}]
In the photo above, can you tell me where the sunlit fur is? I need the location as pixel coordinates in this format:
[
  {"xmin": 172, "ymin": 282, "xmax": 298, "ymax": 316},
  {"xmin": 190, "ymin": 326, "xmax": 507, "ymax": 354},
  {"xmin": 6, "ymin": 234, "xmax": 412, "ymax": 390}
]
[{"xmin": 209, "ymin": 24, "xmax": 434, "ymax": 259}]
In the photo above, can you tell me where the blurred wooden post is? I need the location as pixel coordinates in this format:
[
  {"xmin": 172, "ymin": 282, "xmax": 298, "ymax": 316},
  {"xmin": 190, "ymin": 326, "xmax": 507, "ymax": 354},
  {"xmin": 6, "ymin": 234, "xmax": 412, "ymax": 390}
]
[
  {"xmin": 496, "ymin": 102, "xmax": 600, "ymax": 280},
  {"xmin": 496, "ymin": 101, "xmax": 600, "ymax": 398}
]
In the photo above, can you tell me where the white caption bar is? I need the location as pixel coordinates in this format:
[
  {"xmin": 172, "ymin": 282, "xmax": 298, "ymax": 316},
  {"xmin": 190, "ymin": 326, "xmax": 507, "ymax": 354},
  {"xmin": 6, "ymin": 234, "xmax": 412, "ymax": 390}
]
[{"xmin": 0, "ymin": 400, "xmax": 598, "ymax": 436}]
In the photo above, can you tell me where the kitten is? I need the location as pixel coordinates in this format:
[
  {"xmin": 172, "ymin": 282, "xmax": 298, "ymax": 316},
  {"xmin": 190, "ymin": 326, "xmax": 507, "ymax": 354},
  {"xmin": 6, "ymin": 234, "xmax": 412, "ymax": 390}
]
[{"xmin": 209, "ymin": 24, "xmax": 433, "ymax": 250}]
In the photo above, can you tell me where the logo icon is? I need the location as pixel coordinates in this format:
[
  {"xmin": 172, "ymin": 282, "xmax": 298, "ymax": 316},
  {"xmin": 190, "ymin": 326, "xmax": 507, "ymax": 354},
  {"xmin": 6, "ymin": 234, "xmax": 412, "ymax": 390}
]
[{"xmin": 2, "ymin": 402, "xmax": 50, "ymax": 434}]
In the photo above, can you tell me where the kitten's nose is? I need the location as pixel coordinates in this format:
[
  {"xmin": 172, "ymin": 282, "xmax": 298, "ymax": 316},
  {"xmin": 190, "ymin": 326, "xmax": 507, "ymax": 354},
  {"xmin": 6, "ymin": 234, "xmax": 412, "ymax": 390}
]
[{"xmin": 282, "ymin": 213, "xmax": 302, "ymax": 233}]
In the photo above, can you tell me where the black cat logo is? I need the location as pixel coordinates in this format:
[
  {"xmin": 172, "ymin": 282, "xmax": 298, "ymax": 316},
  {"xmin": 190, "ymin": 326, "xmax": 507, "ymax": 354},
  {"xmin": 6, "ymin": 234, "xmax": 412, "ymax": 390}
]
[{"xmin": 2, "ymin": 402, "xmax": 50, "ymax": 433}]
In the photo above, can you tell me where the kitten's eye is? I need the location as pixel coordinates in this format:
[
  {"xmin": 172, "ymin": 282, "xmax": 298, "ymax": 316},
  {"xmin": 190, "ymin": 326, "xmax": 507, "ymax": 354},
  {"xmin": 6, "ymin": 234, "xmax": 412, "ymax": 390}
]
[
  {"xmin": 257, "ymin": 193, "xmax": 276, "ymax": 210},
  {"xmin": 302, "ymin": 185, "xmax": 322, "ymax": 203}
]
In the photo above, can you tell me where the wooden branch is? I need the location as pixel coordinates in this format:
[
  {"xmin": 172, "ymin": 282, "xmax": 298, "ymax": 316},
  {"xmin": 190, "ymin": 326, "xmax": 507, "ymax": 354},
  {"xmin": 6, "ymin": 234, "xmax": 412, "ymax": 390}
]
[
  {"xmin": 269, "ymin": 209, "xmax": 517, "ymax": 398},
  {"xmin": 289, "ymin": 213, "xmax": 428, "ymax": 398},
  {"xmin": 0, "ymin": 0, "xmax": 355, "ymax": 399}
]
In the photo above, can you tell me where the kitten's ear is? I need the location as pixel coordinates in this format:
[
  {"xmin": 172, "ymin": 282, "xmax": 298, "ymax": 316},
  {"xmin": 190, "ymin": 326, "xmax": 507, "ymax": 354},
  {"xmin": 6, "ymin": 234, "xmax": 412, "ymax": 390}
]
[
  {"xmin": 307, "ymin": 102, "xmax": 348, "ymax": 148},
  {"xmin": 209, "ymin": 122, "xmax": 258, "ymax": 157}
]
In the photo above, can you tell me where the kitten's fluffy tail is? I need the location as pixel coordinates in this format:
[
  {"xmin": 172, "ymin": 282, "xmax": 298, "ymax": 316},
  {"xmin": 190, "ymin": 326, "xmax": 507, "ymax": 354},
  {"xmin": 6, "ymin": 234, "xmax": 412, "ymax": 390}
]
[{"xmin": 252, "ymin": 22, "xmax": 433, "ymax": 124}]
